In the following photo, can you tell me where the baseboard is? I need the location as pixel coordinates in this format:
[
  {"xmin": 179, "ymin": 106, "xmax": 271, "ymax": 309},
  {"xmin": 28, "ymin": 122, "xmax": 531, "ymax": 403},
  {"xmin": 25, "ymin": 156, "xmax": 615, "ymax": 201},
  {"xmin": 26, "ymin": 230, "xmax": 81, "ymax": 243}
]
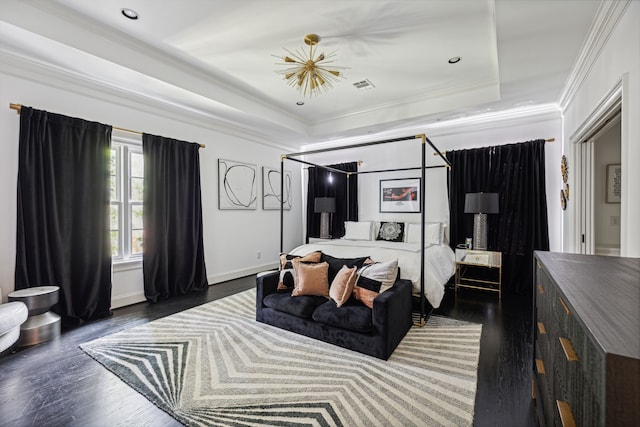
[
  {"xmin": 208, "ymin": 262, "xmax": 278, "ymax": 285},
  {"xmin": 111, "ymin": 291, "xmax": 146, "ymax": 309},
  {"xmin": 110, "ymin": 263, "xmax": 278, "ymax": 309}
]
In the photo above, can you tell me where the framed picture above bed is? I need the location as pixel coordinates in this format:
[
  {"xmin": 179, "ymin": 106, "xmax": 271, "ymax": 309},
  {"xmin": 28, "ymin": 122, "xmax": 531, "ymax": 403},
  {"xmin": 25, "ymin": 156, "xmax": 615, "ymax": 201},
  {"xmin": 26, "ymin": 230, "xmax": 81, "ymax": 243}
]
[{"xmin": 379, "ymin": 178, "xmax": 421, "ymax": 213}]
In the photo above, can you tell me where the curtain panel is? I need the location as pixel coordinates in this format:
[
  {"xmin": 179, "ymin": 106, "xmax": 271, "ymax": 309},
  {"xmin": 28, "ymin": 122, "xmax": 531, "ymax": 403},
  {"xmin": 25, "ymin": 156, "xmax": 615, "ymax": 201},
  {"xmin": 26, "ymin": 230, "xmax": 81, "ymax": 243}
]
[
  {"xmin": 447, "ymin": 140, "xmax": 550, "ymax": 293},
  {"xmin": 15, "ymin": 107, "xmax": 113, "ymax": 325},
  {"xmin": 306, "ymin": 162, "xmax": 358, "ymax": 241},
  {"xmin": 142, "ymin": 134, "xmax": 208, "ymax": 303}
]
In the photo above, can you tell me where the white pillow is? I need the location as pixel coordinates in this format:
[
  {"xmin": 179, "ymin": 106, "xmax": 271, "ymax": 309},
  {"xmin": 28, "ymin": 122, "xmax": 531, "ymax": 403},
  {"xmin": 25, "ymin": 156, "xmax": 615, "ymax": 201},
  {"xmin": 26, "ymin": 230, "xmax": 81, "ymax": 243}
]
[
  {"xmin": 405, "ymin": 222, "xmax": 443, "ymax": 245},
  {"xmin": 343, "ymin": 221, "xmax": 373, "ymax": 240}
]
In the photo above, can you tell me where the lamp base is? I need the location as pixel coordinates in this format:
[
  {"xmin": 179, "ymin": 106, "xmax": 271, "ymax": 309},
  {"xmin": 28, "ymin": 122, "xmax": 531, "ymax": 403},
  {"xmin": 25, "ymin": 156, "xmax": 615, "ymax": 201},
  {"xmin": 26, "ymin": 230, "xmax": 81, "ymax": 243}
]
[
  {"xmin": 473, "ymin": 213, "xmax": 488, "ymax": 250},
  {"xmin": 319, "ymin": 212, "xmax": 331, "ymax": 239}
]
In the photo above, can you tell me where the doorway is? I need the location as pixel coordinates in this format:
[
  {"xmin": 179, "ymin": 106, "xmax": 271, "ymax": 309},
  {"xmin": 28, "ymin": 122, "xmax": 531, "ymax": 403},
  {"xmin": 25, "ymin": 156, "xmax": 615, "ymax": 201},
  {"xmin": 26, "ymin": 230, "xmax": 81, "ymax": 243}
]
[{"xmin": 574, "ymin": 103, "xmax": 622, "ymax": 256}]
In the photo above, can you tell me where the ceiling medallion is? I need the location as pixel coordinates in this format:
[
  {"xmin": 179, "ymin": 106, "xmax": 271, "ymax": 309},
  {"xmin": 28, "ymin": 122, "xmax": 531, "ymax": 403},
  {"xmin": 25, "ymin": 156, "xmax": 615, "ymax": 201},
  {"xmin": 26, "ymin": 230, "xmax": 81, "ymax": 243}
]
[{"xmin": 274, "ymin": 34, "xmax": 346, "ymax": 97}]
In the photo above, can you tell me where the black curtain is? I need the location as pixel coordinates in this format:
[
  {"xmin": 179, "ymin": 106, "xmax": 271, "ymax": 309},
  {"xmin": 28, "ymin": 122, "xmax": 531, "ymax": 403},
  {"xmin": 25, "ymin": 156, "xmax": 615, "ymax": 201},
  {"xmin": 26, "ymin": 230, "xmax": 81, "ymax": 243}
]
[
  {"xmin": 306, "ymin": 162, "xmax": 358, "ymax": 241},
  {"xmin": 447, "ymin": 140, "xmax": 550, "ymax": 293},
  {"xmin": 142, "ymin": 134, "xmax": 208, "ymax": 303},
  {"xmin": 15, "ymin": 107, "xmax": 113, "ymax": 325}
]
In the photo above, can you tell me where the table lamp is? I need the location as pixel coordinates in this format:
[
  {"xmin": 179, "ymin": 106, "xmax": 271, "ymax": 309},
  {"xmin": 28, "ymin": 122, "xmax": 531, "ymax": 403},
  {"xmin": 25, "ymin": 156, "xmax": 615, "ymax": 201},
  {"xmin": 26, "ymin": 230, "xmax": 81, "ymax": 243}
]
[
  {"xmin": 464, "ymin": 192, "xmax": 499, "ymax": 250},
  {"xmin": 314, "ymin": 197, "xmax": 336, "ymax": 239}
]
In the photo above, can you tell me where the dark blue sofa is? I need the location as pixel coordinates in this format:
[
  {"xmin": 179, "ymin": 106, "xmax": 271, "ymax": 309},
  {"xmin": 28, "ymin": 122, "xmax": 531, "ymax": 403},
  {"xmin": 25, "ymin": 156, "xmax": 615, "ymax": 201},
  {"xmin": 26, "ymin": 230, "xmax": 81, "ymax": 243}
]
[{"xmin": 255, "ymin": 270, "xmax": 413, "ymax": 360}]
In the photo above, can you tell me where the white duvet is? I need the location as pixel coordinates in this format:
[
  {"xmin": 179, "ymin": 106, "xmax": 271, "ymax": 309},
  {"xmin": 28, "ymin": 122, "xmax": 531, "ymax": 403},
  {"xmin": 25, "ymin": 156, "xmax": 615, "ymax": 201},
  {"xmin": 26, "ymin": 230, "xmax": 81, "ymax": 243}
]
[{"xmin": 289, "ymin": 239, "xmax": 455, "ymax": 308}]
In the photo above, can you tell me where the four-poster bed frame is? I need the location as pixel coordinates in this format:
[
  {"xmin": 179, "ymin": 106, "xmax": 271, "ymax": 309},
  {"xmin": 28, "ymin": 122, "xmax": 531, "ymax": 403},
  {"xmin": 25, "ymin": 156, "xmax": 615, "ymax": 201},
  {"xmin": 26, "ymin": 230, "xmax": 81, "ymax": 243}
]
[{"xmin": 279, "ymin": 134, "xmax": 451, "ymax": 326}]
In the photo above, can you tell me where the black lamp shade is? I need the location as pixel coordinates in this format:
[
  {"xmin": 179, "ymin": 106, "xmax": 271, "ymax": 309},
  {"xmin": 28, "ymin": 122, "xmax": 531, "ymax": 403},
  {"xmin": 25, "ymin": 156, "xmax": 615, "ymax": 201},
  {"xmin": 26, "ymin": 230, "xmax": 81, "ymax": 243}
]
[
  {"xmin": 464, "ymin": 193, "xmax": 499, "ymax": 214},
  {"xmin": 314, "ymin": 197, "xmax": 336, "ymax": 213}
]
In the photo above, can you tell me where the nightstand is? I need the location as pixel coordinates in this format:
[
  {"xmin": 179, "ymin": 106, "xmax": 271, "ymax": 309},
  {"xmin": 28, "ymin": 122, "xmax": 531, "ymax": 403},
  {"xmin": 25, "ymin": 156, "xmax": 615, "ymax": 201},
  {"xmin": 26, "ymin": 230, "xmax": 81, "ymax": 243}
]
[{"xmin": 454, "ymin": 248, "xmax": 502, "ymax": 300}]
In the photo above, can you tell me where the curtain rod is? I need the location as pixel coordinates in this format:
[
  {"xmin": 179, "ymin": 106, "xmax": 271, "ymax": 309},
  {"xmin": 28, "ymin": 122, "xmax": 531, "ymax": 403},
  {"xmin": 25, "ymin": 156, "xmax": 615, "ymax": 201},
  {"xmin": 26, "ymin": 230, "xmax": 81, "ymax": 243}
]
[
  {"xmin": 432, "ymin": 138, "xmax": 555, "ymax": 156},
  {"xmin": 9, "ymin": 103, "xmax": 206, "ymax": 148}
]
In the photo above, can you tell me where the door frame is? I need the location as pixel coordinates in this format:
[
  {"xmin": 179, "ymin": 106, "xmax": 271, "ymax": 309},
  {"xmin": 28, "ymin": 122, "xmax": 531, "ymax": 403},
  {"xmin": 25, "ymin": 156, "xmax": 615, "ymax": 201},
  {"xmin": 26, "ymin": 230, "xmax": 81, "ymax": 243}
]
[{"xmin": 568, "ymin": 78, "xmax": 624, "ymax": 254}]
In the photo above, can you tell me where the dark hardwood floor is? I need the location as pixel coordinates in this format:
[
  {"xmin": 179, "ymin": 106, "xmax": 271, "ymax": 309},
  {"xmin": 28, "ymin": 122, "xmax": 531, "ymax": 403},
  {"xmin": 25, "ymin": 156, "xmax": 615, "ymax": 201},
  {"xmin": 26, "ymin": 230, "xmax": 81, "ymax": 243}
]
[{"xmin": 0, "ymin": 277, "xmax": 536, "ymax": 427}]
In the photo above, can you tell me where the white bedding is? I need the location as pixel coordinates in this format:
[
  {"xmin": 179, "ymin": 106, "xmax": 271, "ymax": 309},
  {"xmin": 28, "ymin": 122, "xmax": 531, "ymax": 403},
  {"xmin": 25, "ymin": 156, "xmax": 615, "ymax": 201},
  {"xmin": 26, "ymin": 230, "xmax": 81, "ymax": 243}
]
[{"xmin": 289, "ymin": 239, "xmax": 455, "ymax": 308}]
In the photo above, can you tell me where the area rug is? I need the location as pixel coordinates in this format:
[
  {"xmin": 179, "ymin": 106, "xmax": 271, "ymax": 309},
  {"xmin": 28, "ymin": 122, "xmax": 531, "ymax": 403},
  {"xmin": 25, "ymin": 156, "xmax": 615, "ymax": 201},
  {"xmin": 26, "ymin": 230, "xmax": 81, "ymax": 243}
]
[{"xmin": 80, "ymin": 289, "xmax": 482, "ymax": 426}]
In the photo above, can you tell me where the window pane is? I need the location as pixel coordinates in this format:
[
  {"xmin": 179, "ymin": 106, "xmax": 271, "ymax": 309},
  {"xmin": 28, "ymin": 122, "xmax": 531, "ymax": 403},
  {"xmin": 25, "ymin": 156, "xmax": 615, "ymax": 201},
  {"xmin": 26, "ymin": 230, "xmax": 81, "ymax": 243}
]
[
  {"xmin": 110, "ymin": 204, "xmax": 120, "ymax": 230},
  {"xmin": 131, "ymin": 205, "xmax": 143, "ymax": 229},
  {"xmin": 131, "ymin": 177, "xmax": 144, "ymax": 201},
  {"xmin": 131, "ymin": 152, "xmax": 144, "ymax": 177},
  {"xmin": 110, "ymin": 176, "xmax": 118, "ymax": 201},
  {"xmin": 111, "ymin": 230, "xmax": 120, "ymax": 257},
  {"xmin": 110, "ymin": 149, "xmax": 117, "ymax": 175},
  {"xmin": 131, "ymin": 229, "xmax": 143, "ymax": 255}
]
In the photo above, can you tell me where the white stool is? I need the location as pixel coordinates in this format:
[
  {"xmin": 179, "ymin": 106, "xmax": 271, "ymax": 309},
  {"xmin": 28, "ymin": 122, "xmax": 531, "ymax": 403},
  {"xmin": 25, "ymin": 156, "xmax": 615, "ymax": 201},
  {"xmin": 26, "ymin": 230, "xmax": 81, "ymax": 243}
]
[{"xmin": 8, "ymin": 286, "xmax": 61, "ymax": 347}]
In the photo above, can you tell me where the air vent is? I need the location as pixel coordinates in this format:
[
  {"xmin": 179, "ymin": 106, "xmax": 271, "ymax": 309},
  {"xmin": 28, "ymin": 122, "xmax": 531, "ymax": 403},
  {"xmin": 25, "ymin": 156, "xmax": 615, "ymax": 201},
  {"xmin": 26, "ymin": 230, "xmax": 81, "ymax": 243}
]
[{"xmin": 353, "ymin": 79, "xmax": 375, "ymax": 91}]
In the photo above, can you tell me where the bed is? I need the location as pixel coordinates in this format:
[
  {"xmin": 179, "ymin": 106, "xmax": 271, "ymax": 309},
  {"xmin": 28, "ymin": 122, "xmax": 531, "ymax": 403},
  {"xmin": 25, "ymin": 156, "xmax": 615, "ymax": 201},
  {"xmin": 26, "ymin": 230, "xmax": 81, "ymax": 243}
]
[
  {"xmin": 279, "ymin": 134, "xmax": 452, "ymax": 323},
  {"xmin": 289, "ymin": 221, "xmax": 455, "ymax": 309}
]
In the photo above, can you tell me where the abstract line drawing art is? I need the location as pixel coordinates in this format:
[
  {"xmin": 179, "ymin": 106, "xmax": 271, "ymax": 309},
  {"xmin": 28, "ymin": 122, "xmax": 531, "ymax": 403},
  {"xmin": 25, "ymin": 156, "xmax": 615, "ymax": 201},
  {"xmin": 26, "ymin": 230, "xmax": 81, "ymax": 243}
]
[
  {"xmin": 218, "ymin": 159, "xmax": 257, "ymax": 210},
  {"xmin": 263, "ymin": 167, "xmax": 292, "ymax": 210}
]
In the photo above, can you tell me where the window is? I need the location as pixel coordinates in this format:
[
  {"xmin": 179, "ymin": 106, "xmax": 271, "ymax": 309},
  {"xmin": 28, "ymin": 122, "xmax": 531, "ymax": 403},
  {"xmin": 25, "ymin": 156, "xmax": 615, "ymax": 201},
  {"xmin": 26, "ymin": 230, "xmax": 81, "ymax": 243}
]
[{"xmin": 110, "ymin": 137, "xmax": 143, "ymax": 262}]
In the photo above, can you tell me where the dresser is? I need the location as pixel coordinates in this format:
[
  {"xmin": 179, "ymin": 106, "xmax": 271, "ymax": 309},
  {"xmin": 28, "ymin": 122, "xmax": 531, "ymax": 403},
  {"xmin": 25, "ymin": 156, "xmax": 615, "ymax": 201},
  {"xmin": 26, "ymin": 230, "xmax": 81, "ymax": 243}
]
[{"xmin": 533, "ymin": 251, "xmax": 640, "ymax": 426}]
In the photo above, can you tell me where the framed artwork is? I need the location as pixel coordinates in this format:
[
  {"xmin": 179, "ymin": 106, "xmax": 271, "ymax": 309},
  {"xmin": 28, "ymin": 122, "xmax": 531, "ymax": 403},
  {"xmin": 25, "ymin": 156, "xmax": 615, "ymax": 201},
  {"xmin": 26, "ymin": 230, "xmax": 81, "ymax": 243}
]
[
  {"xmin": 379, "ymin": 178, "xmax": 421, "ymax": 213},
  {"xmin": 218, "ymin": 159, "xmax": 257, "ymax": 210},
  {"xmin": 606, "ymin": 164, "xmax": 621, "ymax": 203},
  {"xmin": 263, "ymin": 167, "xmax": 292, "ymax": 210}
]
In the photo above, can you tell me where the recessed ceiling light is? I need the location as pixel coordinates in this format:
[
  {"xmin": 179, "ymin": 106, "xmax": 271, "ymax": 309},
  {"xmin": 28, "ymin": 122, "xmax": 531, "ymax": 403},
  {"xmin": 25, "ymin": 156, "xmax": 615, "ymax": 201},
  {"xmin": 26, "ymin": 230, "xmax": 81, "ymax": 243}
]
[
  {"xmin": 121, "ymin": 8, "xmax": 139, "ymax": 20},
  {"xmin": 448, "ymin": 56, "xmax": 461, "ymax": 64},
  {"xmin": 296, "ymin": 101, "xmax": 304, "ymax": 106}
]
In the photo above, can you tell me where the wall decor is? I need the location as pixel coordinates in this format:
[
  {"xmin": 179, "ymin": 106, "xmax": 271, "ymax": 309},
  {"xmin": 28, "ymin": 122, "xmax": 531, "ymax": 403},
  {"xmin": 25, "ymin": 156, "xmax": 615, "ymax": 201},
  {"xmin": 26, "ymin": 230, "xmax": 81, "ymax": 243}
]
[
  {"xmin": 379, "ymin": 178, "xmax": 421, "ymax": 213},
  {"xmin": 561, "ymin": 154, "xmax": 568, "ymax": 183},
  {"xmin": 218, "ymin": 159, "xmax": 257, "ymax": 210},
  {"xmin": 262, "ymin": 167, "xmax": 292, "ymax": 210},
  {"xmin": 606, "ymin": 163, "xmax": 621, "ymax": 203},
  {"xmin": 560, "ymin": 189, "xmax": 567, "ymax": 211}
]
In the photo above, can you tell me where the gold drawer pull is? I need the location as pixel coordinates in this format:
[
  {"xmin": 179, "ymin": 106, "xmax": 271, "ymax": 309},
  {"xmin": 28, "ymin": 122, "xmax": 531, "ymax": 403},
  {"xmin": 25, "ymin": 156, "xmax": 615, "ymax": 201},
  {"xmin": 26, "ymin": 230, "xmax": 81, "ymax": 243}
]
[
  {"xmin": 537, "ymin": 322, "xmax": 546, "ymax": 335},
  {"xmin": 535, "ymin": 358, "xmax": 546, "ymax": 375},
  {"xmin": 559, "ymin": 296, "xmax": 571, "ymax": 315},
  {"xmin": 537, "ymin": 284, "xmax": 545, "ymax": 294},
  {"xmin": 556, "ymin": 400, "xmax": 576, "ymax": 427},
  {"xmin": 536, "ymin": 261, "xmax": 541, "ymax": 269},
  {"xmin": 559, "ymin": 337, "xmax": 579, "ymax": 362}
]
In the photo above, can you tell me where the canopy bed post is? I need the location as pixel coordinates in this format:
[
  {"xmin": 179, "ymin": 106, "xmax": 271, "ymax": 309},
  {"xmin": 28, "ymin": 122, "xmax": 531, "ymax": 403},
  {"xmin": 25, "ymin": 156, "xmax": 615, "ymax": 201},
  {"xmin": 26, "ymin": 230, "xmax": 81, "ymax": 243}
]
[
  {"xmin": 280, "ymin": 155, "xmax": 285, "ymax": 253},
  {"xmin": 346, "ymin": 173, "xmax": 350, "ymax": 221},
  {"xmin": 417, "ymin": 134, "xmax": 427, "ymax": 326}
]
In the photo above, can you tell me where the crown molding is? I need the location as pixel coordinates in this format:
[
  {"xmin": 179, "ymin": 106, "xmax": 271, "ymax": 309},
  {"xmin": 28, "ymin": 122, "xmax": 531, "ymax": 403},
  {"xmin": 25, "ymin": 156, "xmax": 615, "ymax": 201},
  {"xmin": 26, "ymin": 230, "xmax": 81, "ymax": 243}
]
[
  {"xmin": 558, "ymin": 0, "xmax": 631, "ymax": 110},
  {"xmin": 303, "ymin": 103, "xmax": 561, "ymax": 151},
  {"xmin": 0, "ymin": 51, "xmax": 299, "ymax": 152}
]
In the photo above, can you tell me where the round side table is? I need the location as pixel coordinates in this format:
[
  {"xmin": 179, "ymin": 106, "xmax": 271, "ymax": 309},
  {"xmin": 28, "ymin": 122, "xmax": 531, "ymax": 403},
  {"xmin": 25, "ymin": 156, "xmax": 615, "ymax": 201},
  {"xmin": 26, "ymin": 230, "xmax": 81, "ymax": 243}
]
[{"xmin": 8, "ymin": 286, "xmax": 61, "ymax": 347}]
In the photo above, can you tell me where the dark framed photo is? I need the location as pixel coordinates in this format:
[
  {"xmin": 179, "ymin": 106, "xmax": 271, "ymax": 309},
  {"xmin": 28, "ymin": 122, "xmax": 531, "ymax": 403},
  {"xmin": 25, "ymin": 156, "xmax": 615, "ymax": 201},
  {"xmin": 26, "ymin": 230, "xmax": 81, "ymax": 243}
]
[
  {"xmin": 379, "ymin": 178, "xmax": 421, "ymax": 213},
  {"xmin": 606, "ymin": 163, "xmax": 621, "ymax": 203}
]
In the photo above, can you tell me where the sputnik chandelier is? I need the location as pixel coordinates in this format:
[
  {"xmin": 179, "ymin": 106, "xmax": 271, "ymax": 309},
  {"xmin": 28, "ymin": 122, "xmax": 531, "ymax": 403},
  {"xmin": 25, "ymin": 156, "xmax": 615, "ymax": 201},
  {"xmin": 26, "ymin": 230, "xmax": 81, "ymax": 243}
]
[{"xmin": 274, "ymin": 34, "xmax": 346, "ymax": 97}]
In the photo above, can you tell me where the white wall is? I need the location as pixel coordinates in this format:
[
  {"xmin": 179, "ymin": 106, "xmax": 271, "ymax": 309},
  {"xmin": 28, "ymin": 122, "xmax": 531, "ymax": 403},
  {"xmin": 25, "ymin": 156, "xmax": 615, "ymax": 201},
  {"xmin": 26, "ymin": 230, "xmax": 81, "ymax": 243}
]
[
  {"xmin": 593, "ymin": 121, "xmax": 621, "ymax": 251},
  {"xmin": 563, "ymin": 2, "xmax": 640, "ymax": 257},
  {"xmin": 0, "ymin": 71, "xmax": 302, "ymax": 305},
  {"xmin": 304, "ymin": 115, "xmax": 564, "ymax": 252}
]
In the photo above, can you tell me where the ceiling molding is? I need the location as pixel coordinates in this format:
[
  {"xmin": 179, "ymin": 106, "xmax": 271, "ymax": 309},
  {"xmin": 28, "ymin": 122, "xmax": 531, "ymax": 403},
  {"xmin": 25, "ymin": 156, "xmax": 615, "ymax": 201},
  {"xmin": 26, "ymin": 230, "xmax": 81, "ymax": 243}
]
[
  {"xmin": 558, "ymin": 0, "xmax": 631, "ymax": 110},
  {"xmin": 302, "ymin": 103, "xmax": 561, "ymax": 151},
  {"xmin": 0, "ymin": 51, "xmax": 299, "ymax": 152}
]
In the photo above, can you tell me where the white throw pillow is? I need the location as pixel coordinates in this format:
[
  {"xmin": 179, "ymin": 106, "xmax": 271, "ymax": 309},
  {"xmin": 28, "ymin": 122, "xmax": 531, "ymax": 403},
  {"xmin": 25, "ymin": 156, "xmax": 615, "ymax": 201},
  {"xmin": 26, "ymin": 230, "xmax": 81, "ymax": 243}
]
[
  {"xmin": 343, "ymin": 221, "xmax": 373, "ymax": 240},
  {"xmin": 405, "ymin": 222, "xmax": 443, "ymax": 245}
]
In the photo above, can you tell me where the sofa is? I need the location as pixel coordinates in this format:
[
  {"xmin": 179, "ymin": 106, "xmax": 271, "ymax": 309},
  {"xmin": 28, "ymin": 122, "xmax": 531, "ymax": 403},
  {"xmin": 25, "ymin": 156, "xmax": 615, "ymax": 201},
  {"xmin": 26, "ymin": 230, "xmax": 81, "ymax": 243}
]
[{"xmin": 255, "ymin": 259, "xmax": 413, "ymax": 360}]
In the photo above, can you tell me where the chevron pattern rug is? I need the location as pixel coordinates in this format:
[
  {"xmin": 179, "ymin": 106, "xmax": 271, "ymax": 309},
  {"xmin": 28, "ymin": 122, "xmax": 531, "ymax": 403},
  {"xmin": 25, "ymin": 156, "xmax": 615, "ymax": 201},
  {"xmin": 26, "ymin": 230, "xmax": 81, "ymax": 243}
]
[{"xmin": 80, "ymin": 289, "xmax": 482, "ymax": 426}]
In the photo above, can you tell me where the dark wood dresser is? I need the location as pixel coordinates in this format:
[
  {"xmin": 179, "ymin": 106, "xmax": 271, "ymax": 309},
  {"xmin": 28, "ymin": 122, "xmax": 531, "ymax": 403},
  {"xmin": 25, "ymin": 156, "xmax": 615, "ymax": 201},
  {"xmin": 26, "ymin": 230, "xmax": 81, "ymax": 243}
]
[{"xmin": 533, "ymin": 251, "xmax": 640, "ymax": 426}]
